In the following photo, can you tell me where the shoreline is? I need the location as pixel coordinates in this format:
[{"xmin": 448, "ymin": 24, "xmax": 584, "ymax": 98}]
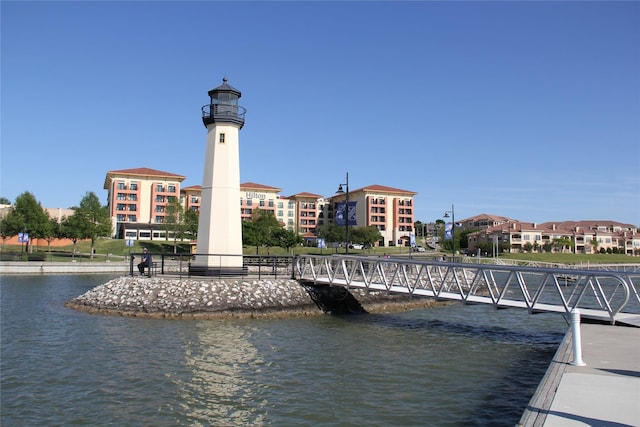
[{"xmin": 65, "ymin": 297, "xmax": 447, "ymax": 319}]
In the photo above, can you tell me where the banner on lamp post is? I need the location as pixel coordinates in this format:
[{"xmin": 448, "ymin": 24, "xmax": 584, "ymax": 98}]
[
  {"xmin": 336, "ymin": 201, "xmax": 357, "ymax": 226},
  {"xmin": 444, "ymin": 223, "xmax": 453, "ymax": 240}
]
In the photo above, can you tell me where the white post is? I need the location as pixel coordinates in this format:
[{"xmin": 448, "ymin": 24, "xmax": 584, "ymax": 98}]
[{"xmin": 570, "ymin": 309, "xmax": 586, "ymax": 366}]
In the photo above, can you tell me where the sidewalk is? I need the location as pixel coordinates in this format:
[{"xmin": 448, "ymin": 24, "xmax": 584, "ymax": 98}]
[
  {"xmin": 0, "ymin": 261, "xmax": 129, "ymax": 274},
  {"xmin": 519, "ymin": 322, "xmax": 640, "ymax": 426}
]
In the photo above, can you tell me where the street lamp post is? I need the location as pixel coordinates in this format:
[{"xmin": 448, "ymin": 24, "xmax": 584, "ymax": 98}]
[
  {"xmin": 443, "ymin": 204, "xmax": 455, "ymax": 256},
  {"xmin": 336, "ymin": 172, "xmax": 349, "ymax": 254}
]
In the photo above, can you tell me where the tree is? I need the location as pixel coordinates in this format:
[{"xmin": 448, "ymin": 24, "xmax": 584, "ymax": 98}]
[
  {"xmin": 590, "ymin": 238, "xmax": 599, "ymax": 254},
  {"xmin": 60, "ymin": 213, "xmax": 85, "ymax": 258},
  {"xmin": 315, "ymin": 223, "xmax": 344, "ymax": 246},
  {"xmin": 73, "ymin": 192, "xmax": 112, "ymax": 258},
  {"xmin": 349, "ymin": 226, "xmax": 382, "ymax": 248},
  {"xmin": 242, "ymin": 209, "xmax": 281, "ymax": 254},
  {"xmin": 184, "ymin": 208, "xmax": 199, "ymax": 239},
  {"xmin": 43, "ymin": 216, "xmax": 63, "ymax": 257},
  {"xmin": 414, "ymin": 220, "xmax": 424, "ymax": 237},
  {"xmin": 0, "ymin": 217, "xmax": 11, "ymax": 248},
  {"xmin": 3, "ymin": 192, "xmax": 51, "ymax": 253},
  {"xmin": 0, "ymin": 197, "xmax": 11, "ymax": 205},
  {"xmin": 242, "ymin": 220, "xmax": 260, "ymax": 253},
  {"xmin": 162, "ymin": 197, "xmax": 188, "ymax": 254},
  {"xmin": 272, "ymin": 228, "xmax": 303, "ymax": 253},
  {"xmin": 552, "ymin": 237, "xmax": 573, "ymax": 253}
]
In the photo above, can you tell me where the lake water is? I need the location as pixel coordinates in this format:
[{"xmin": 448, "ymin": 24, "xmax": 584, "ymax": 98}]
[{"xmin": 1, "ymin": 274, "xmax": 567, "ymax": 426}]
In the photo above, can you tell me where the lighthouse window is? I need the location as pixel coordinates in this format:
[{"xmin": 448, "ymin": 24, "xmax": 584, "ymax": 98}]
[{"xmin": 219, "ymin": 133, "xmax": 226, "ymax": 143}]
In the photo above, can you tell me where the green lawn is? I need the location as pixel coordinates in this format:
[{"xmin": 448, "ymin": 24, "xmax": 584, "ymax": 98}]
[
  {"xmin": 497, "ymin": 252, "xmax": 639, "ymax": 264},
  {"xmin": 2, "ymin": 239, "xmax": 638, "ymax": 265}
]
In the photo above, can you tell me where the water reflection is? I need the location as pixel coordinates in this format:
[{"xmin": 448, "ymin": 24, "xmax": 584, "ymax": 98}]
[
  {"xmin": 174, "ymin": 321, "xmax": 267, "ymax": 426},
  {"xmin": 2, "ymin": 276, "xmax": 567, "ymax": 427}
]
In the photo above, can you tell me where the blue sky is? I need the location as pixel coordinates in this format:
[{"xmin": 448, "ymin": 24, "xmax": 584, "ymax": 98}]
[{"xmin": 2, "ymin": 1, "xmax": 639, "ymax": 226}]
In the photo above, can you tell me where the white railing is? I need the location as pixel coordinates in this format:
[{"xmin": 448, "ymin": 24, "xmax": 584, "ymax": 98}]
[{"xmin": 295, "ymin": 255, "xmax": 640, "ymax": 326}]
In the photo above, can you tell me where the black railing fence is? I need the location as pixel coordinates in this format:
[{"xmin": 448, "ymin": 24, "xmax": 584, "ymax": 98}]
[{"xmin": 129, "ymin": 253, "xmax": 295, "ymax": 279}]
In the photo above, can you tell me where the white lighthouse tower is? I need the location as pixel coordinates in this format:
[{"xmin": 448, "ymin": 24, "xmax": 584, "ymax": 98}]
[{"xmin": 191, "ymin": 78, "xmax": 246, "ymax": 276}]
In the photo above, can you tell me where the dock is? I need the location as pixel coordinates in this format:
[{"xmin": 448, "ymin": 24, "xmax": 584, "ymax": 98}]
[{"xmin": 518, "ymin": 322, "xmax": 640, "ymax": 426}]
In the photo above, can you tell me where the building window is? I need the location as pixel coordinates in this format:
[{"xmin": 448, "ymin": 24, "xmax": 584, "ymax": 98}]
[
  {"xmin": 117, "ymin": 182, "xmax": 126, "ymax": 190},
  {"xmin": 128, "ymin": 215, "xmax": 136, "ymax": 222},
  {"xmin": 219, "ymin": 133, "xmax": 226, "ymax": 143},
  {"xmin": 168, "ymin": 185, "xmax": 176, "ymax": 193},
  {"xmin": 130, "ymin": 183, "xmax": 138, "ymax": 190}
]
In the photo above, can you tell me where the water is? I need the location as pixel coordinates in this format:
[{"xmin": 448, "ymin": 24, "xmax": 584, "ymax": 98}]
[{"xmin": 1, "ymin": 275, "xmax": 567, "ymax": 426}]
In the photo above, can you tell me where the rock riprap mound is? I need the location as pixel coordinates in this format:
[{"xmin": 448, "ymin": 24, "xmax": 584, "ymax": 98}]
[{"xmin": 66, "ymin": 276, "xmax": 319, "ymax": 318}]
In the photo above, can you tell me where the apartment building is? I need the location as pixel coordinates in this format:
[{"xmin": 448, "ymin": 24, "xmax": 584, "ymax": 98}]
[
  {"xmin": 240, "ymin": 182, "xmax": 282, "ymax": 221},
  {"xmin": 467, "ymin": 220, "xmax": 640, "ymax": 256},
  {"xmin": 288, "ymin": 192, "xmax": 324, "ymax": 240},
  {"xmin": 104, "ymin": 167, "xmax": 186, "ymax": 240},
  {"xmin": 103, "ymin": 167, "xmax": 418, "ymax": 246},
  {"xmin": 328, "ymin": 184, "xmax": 418, "ymax": 247},
  {"xmin": 459, "ymin": 213, "xmax": 517, "ymax": 231},
  {"xmin": 181, "ymin": 185, "xmax": 202, "ymax": 213}
]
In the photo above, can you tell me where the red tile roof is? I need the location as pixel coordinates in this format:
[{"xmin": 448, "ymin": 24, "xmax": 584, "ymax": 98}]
[
  {"xmin": 104, "ymin": 167, "xmax": 186, "ymax": 188},
  {"xmin": 355, "ymin": 184, "xmax": 417, "ymax": 195},
  {"xmin": 289, "ymin": 192, "xmax": 324, "ymax": 199},
  {"xmin": 181, "ymin": 185, "xmax": 202, "ymax": 192},
  {"xmin": 241, "ymin": 182, "xmax": 282, "ymax": 192},
  {"xmin": 107, "ymin": 167, "xmax": 186, "ymax": 179}
]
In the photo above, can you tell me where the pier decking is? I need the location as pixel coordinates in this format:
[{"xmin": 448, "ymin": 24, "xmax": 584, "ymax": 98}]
[{"xmin": 518, "ymin": 323, "xmax": 640, "ymax": 426}]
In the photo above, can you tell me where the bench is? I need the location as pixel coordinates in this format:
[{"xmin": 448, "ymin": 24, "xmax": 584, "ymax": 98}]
[{"xmin": 136, "ymin": 261, "xmax": 159, "ymax": 277}]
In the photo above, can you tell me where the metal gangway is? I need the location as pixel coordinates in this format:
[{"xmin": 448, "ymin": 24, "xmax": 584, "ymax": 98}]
[{"xmin": 295, "ymin": 255, "xmax": 640, "ymax": 327}]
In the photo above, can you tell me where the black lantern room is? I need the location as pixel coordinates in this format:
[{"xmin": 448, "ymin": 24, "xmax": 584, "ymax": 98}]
[{"xmin": 202, "ymin": 78, "xmax": 246, "ymax": 128}]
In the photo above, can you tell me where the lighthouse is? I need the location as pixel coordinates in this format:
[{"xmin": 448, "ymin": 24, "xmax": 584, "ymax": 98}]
[{"xmin": 191, "ymin": 78, "xmax": 246, "ymax": 275}]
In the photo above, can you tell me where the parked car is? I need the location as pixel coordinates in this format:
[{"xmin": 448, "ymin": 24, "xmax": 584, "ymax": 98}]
[
  {"xmin": 411, "ymin": 246, "xmax": 426, "ymax": 252},
  {"xmin": 349, "ymin": 243, "xmax": 364, "ymax": 250}
]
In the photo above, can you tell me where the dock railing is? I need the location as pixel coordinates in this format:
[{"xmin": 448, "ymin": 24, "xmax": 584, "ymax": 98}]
[{"xmin": 295, "ymin": 254, "xmax": 640, "ymax": 326}]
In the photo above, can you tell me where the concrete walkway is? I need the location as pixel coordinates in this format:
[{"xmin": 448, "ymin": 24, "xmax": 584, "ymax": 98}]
[{"xmin": 519, "ymin": 322, "xmax": 640, "ymax": 426}]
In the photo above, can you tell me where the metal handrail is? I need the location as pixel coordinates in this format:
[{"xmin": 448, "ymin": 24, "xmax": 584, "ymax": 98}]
[{"xmin": 295, "ymin": 254, "xmax": 639, "ymax": 325}]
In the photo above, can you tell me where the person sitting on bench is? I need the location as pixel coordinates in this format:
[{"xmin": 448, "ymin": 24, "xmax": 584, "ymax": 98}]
[{"xmin": 137, "ymin": 248, "xmax": 152, "ymax": 276}]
